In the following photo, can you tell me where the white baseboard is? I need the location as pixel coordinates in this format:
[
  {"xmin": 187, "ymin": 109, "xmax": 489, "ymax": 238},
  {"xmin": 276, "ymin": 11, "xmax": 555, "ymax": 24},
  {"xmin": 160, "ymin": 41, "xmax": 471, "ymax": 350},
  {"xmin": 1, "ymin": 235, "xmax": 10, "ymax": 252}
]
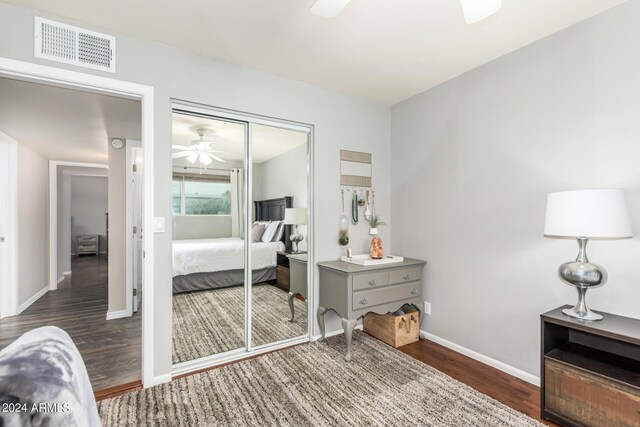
[
  {"xmin": 420, "ymin": 331, "xmax": 540, "ymax": 386},
  {"xmin": 63, "ymin": 271, "xmax": 72, "ymax": 276},
  {"xmin": 18, "ymin": 286, "xmax": 48, "ymax": 314},
  {"xmin": 57, "ymin": 276, "xmax": 65, "ymax": 284},
  {"xmin": 106, "ymin": 309, "xmax": 130, "ymax": 320},
  {"xmin": 150, "ymin": 374, "xmax": 172, "ymax": 387}
]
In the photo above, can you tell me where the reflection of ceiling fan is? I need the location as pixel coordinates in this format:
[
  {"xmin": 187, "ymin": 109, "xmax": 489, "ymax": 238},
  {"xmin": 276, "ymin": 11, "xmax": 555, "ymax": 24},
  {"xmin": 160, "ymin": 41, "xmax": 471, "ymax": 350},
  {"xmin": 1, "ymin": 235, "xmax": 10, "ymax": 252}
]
[
  {"xmin": 311, "ymin": 0, "xmax": 502, "ymax": 24},
  {"xmin": 172, "ymin": 128, "xmax": 226, "ymax": 166}
]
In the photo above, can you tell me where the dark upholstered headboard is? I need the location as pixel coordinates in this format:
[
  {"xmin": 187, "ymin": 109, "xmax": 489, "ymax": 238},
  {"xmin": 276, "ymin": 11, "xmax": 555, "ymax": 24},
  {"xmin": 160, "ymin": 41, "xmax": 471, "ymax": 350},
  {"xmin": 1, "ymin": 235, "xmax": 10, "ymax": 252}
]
[{"xmin": 254, "ymin": 196, "xmax": 293, "ymax": 251}]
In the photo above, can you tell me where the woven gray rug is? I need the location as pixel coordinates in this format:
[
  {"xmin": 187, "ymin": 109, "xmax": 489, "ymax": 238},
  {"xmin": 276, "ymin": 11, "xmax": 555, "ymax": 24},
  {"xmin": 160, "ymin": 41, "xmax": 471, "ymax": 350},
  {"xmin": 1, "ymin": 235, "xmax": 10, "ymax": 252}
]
[
  {"xmin": 172, "ymin": 284, "xmax": 308, "ymax": 363},
  {"xmin": 100, "ymin": 332, "xmax": 543, "ymax": 426}
]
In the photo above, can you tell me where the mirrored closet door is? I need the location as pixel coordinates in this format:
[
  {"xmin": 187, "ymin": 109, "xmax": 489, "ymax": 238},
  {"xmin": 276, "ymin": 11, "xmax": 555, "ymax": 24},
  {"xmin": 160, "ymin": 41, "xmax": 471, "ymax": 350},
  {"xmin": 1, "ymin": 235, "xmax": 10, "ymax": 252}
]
[
  {"xmin": 251, "ymin": 124, "xmax": 309, "ymax": 348},
  {"xmin": 171, "ymin": 102, "xmax": 312, "ymax": 368},
  {"xmin": 171, "ymin": 111, "xmax": 247, "ymax": 364}
]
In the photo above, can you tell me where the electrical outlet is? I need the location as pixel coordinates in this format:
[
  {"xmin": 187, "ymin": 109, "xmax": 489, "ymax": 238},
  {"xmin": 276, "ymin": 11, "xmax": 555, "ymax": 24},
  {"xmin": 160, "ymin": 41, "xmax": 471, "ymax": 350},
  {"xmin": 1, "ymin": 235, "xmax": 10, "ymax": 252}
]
[{"xmin": 424, "ymin": 301, "xmax": 431, "ymax": 315}]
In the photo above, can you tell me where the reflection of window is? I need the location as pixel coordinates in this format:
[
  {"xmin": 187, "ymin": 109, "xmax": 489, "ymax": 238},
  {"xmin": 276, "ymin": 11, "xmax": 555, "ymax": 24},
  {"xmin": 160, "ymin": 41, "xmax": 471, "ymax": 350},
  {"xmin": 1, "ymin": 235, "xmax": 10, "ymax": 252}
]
[{"xmin": 172, "ymin": 175, "xmax": 231, "ymax": 215}]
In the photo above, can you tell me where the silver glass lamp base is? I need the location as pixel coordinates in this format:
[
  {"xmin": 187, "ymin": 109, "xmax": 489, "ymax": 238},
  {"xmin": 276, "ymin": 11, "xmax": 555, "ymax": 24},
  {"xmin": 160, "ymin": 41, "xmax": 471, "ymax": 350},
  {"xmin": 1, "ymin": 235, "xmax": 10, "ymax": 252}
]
[
  {"xmin": 558, "ymin": 237, "xmax": 606, "ymax": 321},
  {"xmin": 289, "ymin": 225, "xmax": 304, "ymax": 254}
]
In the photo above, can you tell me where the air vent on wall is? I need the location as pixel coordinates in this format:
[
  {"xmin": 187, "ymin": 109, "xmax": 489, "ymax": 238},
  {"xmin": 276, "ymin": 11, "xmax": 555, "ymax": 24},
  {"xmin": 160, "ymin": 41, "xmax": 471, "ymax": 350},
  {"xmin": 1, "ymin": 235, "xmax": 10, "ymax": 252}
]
[{"xmin": 34, "ymin": 17, "xmax": 116, "ymax": 73}]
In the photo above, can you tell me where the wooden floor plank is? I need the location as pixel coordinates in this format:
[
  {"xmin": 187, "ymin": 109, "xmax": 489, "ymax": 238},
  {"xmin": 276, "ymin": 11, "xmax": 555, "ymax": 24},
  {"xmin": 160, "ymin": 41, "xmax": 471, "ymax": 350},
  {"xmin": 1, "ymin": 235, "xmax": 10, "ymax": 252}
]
[{"xmin": 0, "ymin": 256, "xmax": 141, "ymax": 393}]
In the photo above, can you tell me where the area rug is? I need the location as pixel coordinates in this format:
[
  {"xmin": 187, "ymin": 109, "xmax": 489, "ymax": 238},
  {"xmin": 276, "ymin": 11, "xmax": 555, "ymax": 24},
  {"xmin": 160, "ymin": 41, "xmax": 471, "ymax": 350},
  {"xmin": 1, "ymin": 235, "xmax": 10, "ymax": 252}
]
[
  {"xmin": 100, "ymin": 332, "xmax": 543, "ymax": 426},
  {"xmin": 172, "ymin": 284, "xmax": 308, "ymax": 363}
]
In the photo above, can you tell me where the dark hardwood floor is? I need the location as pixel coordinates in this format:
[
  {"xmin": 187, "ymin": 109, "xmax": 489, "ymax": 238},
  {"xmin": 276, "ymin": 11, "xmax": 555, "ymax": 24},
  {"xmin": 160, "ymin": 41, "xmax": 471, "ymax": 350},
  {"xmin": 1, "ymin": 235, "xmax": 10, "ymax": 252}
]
[
  {"xmin": 400, "ymin": 338, "xmax": 558, "ymax": 426},
  {"xmin": 0, "ymin": 256, "xmax": 141, "ymax": 392}
]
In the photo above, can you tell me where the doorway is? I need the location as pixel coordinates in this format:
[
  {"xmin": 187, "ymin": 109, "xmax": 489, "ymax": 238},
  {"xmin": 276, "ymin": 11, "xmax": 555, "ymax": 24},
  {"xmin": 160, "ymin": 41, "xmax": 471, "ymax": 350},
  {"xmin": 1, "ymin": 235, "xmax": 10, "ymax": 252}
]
[{"xmin": 0, "ymin": 64, "xmax": 152, "ymax": 390}]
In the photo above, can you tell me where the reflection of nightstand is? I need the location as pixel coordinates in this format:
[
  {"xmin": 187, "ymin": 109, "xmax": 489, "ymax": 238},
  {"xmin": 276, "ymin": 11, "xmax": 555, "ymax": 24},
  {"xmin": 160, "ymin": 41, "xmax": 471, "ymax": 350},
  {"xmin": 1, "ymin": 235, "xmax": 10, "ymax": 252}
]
[
  {"xmin": 276, "ymin": 250, "xmax": 307, "ymax": 290},
  {"xmin": 287, "ymin": 253, "xmax": 308, "ymax": 322}
]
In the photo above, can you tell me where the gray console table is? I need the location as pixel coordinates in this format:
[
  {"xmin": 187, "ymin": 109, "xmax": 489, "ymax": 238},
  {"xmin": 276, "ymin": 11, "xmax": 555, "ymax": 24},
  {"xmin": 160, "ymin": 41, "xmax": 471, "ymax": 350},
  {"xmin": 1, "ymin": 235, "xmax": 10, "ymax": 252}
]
[{"xmin": 317, "ymin": 258, "xmax": 426, "ymax": 361}]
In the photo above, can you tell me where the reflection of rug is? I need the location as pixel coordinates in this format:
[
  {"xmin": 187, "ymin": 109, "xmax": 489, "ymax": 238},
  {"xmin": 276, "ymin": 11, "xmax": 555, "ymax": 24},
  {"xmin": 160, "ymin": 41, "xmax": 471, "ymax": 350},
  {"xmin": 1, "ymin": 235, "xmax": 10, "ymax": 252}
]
[
  {"xmin": 172, "ymin": 284, "xmax": 307, "ymax": 363},
  {"xmin": 100, "ymin": 332, "xmax": 543, "ymax": 427}
]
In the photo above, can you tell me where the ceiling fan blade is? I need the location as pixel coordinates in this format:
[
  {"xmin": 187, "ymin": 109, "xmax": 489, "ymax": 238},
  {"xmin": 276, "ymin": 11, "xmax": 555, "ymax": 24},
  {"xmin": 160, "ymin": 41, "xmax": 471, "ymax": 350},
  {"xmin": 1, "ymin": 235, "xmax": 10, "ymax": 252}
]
[
  {"xmin": 310, "ymin": 0, "xmax": 351, "ymax": 18},
  {"xmin": 197, "ymin": 140, "xmax": 212, "ymax": 150},
  {"xmin": 207, "ymin": 153, "xmax": 226, "ymax": 163},
  {"xmin": 172, "ymin": 145, "xmax": 192, "ymax": 150},
  {"xmin": 460, "ymin": 0, "xmax": 502, "ymax": 24},
  {"xmin": 187, "ymin": 153, "xmax": 199, "ymax": 164},
  {"xmin": 199, "ymin": 153, "xmax": 213, "ymax": 166},
  {"xmin": 172, "ymin": 151, "xmax": 193, "ymax": 159}
]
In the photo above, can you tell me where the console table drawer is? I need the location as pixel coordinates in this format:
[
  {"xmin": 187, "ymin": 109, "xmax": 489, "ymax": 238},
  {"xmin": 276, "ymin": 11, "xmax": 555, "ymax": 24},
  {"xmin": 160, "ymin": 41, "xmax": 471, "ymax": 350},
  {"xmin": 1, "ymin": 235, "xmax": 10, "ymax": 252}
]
[
  {"xmin": 390, "ymin": 267, "xmax": 421, "ymax": 284},
  {"xmin": 353, "ymin": 282, "xmax": 421, "ymax": 310},
  {"xmin": 353, "ymin": 272, "xmax": 389, "ymax": 291}
]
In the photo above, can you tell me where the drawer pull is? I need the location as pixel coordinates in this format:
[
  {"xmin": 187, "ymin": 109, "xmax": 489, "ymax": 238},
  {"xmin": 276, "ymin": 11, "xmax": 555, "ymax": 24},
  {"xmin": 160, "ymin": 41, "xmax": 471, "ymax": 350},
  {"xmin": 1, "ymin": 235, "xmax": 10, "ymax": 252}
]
[
  {"xmin": 410, "ymin": 288, "xmax": 418, "ymax": 296},
  {"xmin": 368, "ymin": 279, "xmax": 377, "ymax": 287},
  {"xmin": 403, "ymin": 274, "xmax": 411, "ymax": 281},
  {"xmin": 359, "ymin": 298, "xmax": 369, "ymax": 306}
]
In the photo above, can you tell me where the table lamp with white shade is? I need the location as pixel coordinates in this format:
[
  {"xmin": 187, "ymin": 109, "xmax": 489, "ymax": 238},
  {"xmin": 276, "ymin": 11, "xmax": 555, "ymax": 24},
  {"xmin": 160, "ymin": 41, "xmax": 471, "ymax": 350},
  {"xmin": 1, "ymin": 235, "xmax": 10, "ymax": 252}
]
[
  {"xmin": 284, "ymin": 208, "xmax": 307, "ymax": 253},
  {"xmin": 544, "ymin": 189, "xmax": 632, "ymax": 321}
]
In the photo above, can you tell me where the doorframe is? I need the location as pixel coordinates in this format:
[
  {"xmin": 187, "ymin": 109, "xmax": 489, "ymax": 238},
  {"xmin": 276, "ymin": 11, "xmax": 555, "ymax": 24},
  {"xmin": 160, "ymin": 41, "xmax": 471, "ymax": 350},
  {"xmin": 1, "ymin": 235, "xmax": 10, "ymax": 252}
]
[
  {"xmin": 0, "ymin": 131, "xmax": 18, "ymax": 319},
  {"xmin": 49, "ymin": 161, "xmax": 108, "ymax": 291},
  {"xmin": 0, "ymin": 57, "xmax": 157, "ymax": 387},
  {"xmin": 125, "ymin": 139, "xmax": 142, "ymax": 316}
]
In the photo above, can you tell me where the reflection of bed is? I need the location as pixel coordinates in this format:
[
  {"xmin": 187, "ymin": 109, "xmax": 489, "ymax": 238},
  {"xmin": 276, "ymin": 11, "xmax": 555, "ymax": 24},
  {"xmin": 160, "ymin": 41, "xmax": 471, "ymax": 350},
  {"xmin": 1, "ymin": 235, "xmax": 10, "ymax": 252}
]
[{"xmin": 172, "ymin": 197, "xmax": 292, "ymax": 293}]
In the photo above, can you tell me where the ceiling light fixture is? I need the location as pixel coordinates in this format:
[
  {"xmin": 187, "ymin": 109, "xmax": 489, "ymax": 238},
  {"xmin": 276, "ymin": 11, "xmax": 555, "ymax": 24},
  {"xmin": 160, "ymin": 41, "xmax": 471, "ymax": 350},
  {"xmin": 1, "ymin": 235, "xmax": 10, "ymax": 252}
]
[
  {"xmin": 460, "ymin": 0, "xmax": 502, "ymax": 24},
  {"xmin": 310, "ymin": 0, "xmax": 351, "ymax": 18},
  {"xmin": 172, "ymin": 128, "xmax": 226, "ymax": 166}
]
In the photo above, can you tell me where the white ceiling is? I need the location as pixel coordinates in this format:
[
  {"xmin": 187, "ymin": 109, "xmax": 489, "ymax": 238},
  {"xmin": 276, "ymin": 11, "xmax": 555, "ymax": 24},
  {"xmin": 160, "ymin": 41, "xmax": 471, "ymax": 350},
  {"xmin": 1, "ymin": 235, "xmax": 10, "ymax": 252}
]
[
  {"xmin": 173, "ymin": 112, "xmax": 307, "ymax": 165},
  {"xmin": 2, "ymin": 0, "xmax": 626, "ymax": 104},
  {"xmin": 0, "ymin": 77, "xmax": 141, "ymax": 163}
]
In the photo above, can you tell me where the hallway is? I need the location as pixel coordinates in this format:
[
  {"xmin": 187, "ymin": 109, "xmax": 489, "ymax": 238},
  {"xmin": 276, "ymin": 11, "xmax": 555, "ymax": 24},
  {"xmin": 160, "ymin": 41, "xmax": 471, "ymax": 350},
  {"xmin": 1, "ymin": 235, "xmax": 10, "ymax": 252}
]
[{"xmin": 0, "ymin": 256, "xmax": 141, "ymax": 392}]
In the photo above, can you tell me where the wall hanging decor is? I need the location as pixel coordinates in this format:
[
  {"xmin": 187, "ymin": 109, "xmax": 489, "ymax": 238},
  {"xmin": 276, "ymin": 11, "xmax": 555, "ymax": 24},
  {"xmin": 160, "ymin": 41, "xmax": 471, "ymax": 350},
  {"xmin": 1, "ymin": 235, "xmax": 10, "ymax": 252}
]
[
  {"xmin": 340, "ymin": 149, "xmax": 372, "ymax": 188},
  {"xmin": 338, "ymin": 188, "xmax": 350, "ymax": 246}
]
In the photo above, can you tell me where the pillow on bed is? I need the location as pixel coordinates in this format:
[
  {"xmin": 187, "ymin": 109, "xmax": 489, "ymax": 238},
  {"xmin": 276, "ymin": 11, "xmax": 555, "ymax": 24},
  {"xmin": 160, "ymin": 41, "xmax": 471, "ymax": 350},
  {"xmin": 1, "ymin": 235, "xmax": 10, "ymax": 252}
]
[
  {"xmin": 251, "ymin": 223, "xmax": 266, "ymax": 242},
  {"xmin": 271, "ymin": 221, "xmax": 284, "ymax": 242},
  {"xmin": 261, "ymin": 221, "xmax": 279, "ymax": 243}
]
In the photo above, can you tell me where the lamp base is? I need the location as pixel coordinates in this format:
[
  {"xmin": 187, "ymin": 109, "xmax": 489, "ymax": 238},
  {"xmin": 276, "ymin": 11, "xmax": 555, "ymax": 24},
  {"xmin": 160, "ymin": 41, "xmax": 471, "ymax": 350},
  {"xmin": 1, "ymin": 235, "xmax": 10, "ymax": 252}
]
[
  {"xmin": 562, "ymin": 306, "xmax": 603, "ymax": 321},
  {"xmin": 558, "ymin": 238, "xmax": 606, "ymax": 322}
]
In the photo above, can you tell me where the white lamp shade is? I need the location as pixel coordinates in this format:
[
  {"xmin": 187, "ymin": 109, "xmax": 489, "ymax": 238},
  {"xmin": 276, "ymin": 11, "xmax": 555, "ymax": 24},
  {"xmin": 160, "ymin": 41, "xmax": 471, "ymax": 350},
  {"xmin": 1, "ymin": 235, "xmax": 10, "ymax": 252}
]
[
  {"xmin": 460, "ymin": 0, "xmax": 502, "ymax": 24},
  {"xmin": 283, "ymin": 208, "xmax": 307, "ymax": 225},
  {"xmin": 544, "ymin": 189, "xmax": 632, "ymax": 239}
]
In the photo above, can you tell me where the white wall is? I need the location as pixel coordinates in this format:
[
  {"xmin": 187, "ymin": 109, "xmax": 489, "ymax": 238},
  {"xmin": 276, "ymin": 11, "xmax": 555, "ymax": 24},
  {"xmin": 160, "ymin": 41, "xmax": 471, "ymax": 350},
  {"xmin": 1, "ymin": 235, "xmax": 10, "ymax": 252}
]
[
  {"xmin": 56, "ymin": 168, "xmax": 71, "ymax": 278},
  {"xmin": 0, "ymin": 2, "xmax": 392, "ymax": 381},
  {"xmin": 172, "ymin": 215, "xmax": 231, "ymax": 240},
  {"xmin": 259, "ymin": 144, "xmax": 308, "ymax": 251},
  {"xmin": 390, "ymin": 1, "xmax": 640, "ymax": 379},
  {"xmin": 108, "ymin": 142, "xmax": 126, "ymax": 314},
  {"xmin": 71, "ymin": 175, "xmax": 108, "ymax": 252},
  {"xmin": 17, "ymin": 143, "xmax": 48, "ymax": 307}
]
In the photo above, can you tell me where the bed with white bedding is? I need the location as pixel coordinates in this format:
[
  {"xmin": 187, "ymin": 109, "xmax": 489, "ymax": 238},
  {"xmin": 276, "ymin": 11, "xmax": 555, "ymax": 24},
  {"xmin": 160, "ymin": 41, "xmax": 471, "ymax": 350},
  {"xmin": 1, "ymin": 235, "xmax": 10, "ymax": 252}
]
[
  {"xmin": 172, "ymin": 237, "xmax": 285, "ymax": 293},
  {"xmin": 172, "ymin": 196, "xmax": 292, "ymax": 293}
]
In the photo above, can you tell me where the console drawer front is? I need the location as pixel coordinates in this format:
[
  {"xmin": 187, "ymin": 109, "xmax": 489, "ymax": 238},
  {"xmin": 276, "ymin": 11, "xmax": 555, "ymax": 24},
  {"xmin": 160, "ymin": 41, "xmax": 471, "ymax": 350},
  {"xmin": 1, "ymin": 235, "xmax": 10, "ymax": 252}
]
[
  {"xmin": 353, "ymin": 282, "xmax": 421, "ymax": 310},
  {"xmin": 353, "ymin": 272, "xmax": 390, "ymax": 291},
  {"xmin": 390, "ymin": 267, "xmax": 422, "ymax": 285}
]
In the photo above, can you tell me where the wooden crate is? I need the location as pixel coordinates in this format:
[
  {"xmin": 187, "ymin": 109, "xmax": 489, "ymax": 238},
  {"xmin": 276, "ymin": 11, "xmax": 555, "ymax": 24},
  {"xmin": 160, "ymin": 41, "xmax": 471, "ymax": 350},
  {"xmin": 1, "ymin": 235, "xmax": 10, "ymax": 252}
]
[{"xmin": 363, "ymin": 311, "xmax": 419, "ymax": 348}]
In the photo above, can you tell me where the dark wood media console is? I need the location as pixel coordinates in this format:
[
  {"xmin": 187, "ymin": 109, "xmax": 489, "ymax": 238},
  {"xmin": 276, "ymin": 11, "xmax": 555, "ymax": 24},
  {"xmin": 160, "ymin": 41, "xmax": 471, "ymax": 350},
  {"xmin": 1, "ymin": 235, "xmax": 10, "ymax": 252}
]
[{"xmin": 541, "ymin": 305, "xmax": 640, "ymax": 427}]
